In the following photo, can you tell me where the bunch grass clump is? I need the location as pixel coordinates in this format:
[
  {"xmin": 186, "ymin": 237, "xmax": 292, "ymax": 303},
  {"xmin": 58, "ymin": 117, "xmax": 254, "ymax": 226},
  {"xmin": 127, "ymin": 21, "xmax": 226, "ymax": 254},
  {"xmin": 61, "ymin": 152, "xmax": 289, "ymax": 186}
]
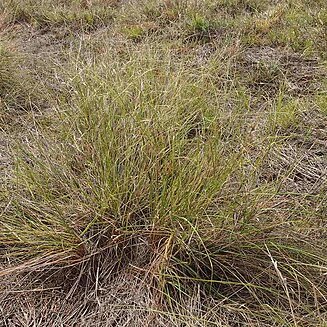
[
  {"xmin": 1, "ymin": 0, "xmax": 327, "ymax": 325},
  {"xmin": 1, "ymin": 45, "xmax": 326, "ymax": 325}
]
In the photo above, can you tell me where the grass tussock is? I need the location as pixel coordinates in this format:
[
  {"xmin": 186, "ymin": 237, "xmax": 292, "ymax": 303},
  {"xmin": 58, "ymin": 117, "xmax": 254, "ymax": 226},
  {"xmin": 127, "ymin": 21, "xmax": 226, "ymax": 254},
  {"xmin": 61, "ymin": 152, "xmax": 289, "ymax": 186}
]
[{"xmin": 0, "ymin": 0, "xmax": 327, "ymax": 326}]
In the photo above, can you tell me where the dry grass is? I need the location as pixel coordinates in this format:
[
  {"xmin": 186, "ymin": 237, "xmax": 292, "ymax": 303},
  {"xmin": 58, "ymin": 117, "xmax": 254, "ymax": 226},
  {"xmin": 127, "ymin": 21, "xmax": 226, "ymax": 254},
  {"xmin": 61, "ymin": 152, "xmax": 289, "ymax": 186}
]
[{"xmin": 0, "ymin": 0, "xmax": 327, "ymax": 326}]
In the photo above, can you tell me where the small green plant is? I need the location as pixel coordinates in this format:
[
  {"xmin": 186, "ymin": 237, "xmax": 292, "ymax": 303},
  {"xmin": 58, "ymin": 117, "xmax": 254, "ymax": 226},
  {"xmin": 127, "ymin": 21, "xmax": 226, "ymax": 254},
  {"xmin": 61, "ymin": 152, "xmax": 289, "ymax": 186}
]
[
  {"xmin": 189, "ymin": 13, "xmax": 210, "ymax": 33},
  {"xmin": 123, "ymin": 25, "xmax": 145, "ymax": 40},
  {"xmin": 315, "ymin": 93, "xmax": 327, "ymax": 115},
  {"xmin": 270, "ymin": 94, "xmax": 302, "ymax": 130}
]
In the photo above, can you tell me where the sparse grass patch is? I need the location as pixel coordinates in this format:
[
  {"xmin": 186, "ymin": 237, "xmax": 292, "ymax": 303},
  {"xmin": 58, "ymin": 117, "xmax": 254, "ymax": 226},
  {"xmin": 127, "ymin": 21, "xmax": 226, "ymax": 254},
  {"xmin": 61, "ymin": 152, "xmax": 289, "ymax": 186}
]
[
  {"xmin": 0, "ymin": 42, "xmax": 42, "ymax": 113},
  {"xmin": 215, "ymin": 0, "xmax": 273, "ymax": 15},
  {"xmin": 236, "ymin": 46, "xmax": 326, "ymax": 97},
  {"xmin": 242, "ymin": 2, "xmax": 327, "ymax": 56},
  {"xmin": 1, "ymin": 0, "xmax": 115, "ymax": 31}
]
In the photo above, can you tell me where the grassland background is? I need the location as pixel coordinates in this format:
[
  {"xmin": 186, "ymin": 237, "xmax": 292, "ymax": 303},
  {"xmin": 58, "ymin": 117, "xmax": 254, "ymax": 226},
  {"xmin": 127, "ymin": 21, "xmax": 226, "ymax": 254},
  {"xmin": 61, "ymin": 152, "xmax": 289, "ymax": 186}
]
[{"xmin": 0, "ymin": 0, "xmax": 327, "ymax": 326}]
